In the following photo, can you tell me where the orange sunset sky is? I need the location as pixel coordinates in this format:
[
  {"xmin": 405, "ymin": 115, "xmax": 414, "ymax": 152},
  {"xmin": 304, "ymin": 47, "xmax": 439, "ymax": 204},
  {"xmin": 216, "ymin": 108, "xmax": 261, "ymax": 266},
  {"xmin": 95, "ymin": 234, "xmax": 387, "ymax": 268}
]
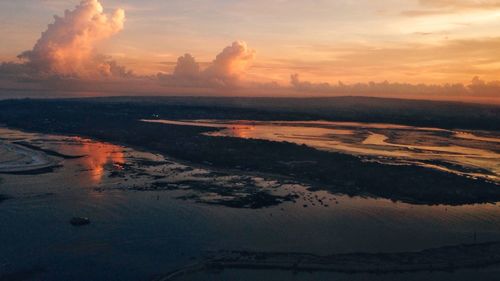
[{"xmin": 1, "ymin": 0, "xmax": 500, "ymax": 102}]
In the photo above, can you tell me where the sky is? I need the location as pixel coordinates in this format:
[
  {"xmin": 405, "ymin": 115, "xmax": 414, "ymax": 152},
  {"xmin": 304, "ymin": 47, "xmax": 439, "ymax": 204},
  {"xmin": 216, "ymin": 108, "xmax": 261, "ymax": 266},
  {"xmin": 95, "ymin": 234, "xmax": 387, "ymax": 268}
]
[{"xmin": 1, "ymin": 0, "xmax": 500, "ymax": 102}]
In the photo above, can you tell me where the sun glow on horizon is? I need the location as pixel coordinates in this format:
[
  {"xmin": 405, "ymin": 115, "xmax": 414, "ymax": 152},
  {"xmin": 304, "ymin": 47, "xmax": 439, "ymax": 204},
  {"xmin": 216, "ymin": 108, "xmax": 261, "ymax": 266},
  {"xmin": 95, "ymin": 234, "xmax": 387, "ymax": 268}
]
[{"xmin": 1, "ymin": 0, "xmax": 500, "ymax": 102}]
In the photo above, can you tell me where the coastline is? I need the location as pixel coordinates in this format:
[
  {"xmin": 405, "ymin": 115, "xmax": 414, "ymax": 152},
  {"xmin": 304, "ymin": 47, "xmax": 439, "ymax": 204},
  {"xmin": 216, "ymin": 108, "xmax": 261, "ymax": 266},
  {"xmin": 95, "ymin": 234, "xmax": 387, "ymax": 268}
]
[
  {"xmin": 0, "ymin": 141, "xmax": 60, "ymax": 174},
  {"xmin": 155, "ymin": 242, "xmax": 500, "ymax": 280}
]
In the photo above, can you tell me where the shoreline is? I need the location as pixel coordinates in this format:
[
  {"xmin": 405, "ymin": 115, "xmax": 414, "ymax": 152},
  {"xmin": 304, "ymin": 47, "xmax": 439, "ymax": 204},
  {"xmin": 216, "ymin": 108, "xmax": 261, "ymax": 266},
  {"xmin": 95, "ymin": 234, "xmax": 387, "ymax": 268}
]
[
  {"xmin": 155, "ymin": 242, "xmax": 500, "ymax": 280},
  {"xmin": 1, "ymin": 124, "xmax": 499, "ymax": 206},
  {"xmin": 0, "ymin": 141, "xmax": 60, "ymax": 173}
]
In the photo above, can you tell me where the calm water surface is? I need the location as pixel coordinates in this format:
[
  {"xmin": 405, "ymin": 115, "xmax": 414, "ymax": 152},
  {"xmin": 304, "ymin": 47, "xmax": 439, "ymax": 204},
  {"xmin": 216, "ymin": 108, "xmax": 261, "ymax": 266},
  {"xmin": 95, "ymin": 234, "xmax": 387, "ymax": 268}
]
[
  {"xmin": 144, "ymin": 119, "xmax": 500, "ymax": 182},
  {"xmin": 1, "ymin": 126, "xmax": 500, "ymax": 280}
]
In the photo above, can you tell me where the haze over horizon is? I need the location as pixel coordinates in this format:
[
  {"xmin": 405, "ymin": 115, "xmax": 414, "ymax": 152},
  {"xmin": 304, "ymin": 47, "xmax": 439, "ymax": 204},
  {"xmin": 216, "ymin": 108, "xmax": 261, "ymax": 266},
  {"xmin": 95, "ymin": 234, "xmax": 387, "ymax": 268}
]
[{"xmin": 1, "ymin": 0, "xmax": 500, "ymax": 103}]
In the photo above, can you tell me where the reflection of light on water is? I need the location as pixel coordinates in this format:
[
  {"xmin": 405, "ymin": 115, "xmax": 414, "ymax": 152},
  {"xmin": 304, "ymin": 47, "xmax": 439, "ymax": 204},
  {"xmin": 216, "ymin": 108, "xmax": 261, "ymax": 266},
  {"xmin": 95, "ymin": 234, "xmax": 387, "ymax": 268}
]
[
  {"xmin": 58, "ymin": 138, "xmax": 125, "ymax": 184},
  {"xmin": 81, "ymin": 142, "xmax": 124, "ymax": 184},
  {"xmin": 455, "ymin": 132, "xmax": 500, "ymax": 143},
  {"xmin": 3, "ymin": 125, "xmax": 500, "ymax": 265},
  {"xmin": 227, "ymin": 125, "xmax": 256, "ymax": 139},
  {"xmin": 142, "ymin": 119, "xmax": 500, "ymax": 183}
]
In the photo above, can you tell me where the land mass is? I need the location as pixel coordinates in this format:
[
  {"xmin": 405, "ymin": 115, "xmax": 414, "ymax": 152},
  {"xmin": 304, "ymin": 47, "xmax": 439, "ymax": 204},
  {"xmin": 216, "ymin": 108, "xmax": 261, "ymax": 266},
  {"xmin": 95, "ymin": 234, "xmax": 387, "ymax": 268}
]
[
  {"xmin": 0, "ymin": 141, "xmax": 59, "ymax": 174},
  {"xmin": 0, "ymin": 97, "xmax": 499, "ymax": 205},
  {"xmin": 155, "ymin": 242, "xmax": 500, "ymax": 280}
]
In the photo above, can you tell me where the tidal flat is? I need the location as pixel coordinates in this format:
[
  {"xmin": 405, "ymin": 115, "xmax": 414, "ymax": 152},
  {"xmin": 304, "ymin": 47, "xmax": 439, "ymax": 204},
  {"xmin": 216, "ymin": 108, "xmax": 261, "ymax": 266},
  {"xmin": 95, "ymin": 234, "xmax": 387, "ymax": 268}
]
[
  {"xmin": 0, "ymin": 97, "xmax": 500, "ymax": 280},
  {"xmin": 0, "ymin": 127, "xmax": 499, "ymax": 280},
  {"xmin": 1, "ymin": 99, "xmax": 499, "ymax": 206},
  {"xmin": 143, "ymin": 119, "xmax": 500, "ymax": 183}
]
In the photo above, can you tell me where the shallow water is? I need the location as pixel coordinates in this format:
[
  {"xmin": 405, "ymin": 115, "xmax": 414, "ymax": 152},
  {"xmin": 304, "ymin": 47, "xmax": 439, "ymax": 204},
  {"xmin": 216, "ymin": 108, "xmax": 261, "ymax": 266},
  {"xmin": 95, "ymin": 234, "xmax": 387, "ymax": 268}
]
[
  {"xmin": 0, "ymin": 142, "xmax": 56, "ymax": 172},
  {"xmin": 1, "ymin": 127, "xmax": 500, "ymax": 280},
  {"xmin": 144, "ymin": 119, "xmax": 500, "ymax": 182}
]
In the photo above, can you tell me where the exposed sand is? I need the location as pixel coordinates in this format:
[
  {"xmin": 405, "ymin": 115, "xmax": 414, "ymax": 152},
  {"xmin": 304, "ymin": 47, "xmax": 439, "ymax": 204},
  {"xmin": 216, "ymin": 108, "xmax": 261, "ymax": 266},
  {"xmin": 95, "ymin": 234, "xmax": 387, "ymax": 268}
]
[{"xmin": 0, "ymin": 141, "xmax": 58, "ymax": 173}]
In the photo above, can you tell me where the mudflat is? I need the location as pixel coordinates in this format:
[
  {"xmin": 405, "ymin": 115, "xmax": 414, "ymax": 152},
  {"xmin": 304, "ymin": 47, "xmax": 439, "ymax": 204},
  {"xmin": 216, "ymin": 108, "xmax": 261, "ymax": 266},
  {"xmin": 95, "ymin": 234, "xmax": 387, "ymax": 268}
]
[{"xmin": 0, "ymin": 142, "xmax": 58, "ymax": 173}]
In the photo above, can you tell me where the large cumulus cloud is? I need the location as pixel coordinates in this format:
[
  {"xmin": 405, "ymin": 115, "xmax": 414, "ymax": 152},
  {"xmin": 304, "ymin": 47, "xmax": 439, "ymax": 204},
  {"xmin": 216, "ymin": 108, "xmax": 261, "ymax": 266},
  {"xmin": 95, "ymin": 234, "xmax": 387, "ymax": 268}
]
[
  {"xmin": 158, "ymin": 41, "xmax": 256, "ymax": 87},
  {"xmin": 4, "ymin": 0, "xmax": 129, "ymax": 79}
]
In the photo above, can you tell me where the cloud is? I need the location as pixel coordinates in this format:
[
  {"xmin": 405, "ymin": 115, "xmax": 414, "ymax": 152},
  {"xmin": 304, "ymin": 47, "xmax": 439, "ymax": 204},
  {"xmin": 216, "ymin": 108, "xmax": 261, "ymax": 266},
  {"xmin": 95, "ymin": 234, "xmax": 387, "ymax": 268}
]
[
  {"xmin": 403, "ymin": 0, "xmax": 500, "ymax": 17},
  {"xmin": 0, "ymin": 62, "xmax": 34, "ymax": 79},
  {"xmin": 468, "ymin": 76, "xmax": 500, "ymax": 96},
  {"xmin": 13, "ymin": 0, "xmax": 129, "ymax": 78},
  {"xmin": 418, "ymin": 0, "xmax": 500, "ymax": 9},
  {"xmin": 290, "ymin": 73, "xmax": 500, "ymax": 98},
  {"xmin": 277, "ymin": 37, "xmax": 500, "ymax": 85},
  {"xmin": 173, "ymin": 53, "xmax": 200, "ymax": 78},
  {"xmin": 158, "ymin": 41, "xmax": 256, "ymax": 87},
  {"xmin": 0, "ymin": 1, "xmax": 498, "ymax": 103},
  {"xmin": 203, "ymin": 41, "xmax": 256, "ymax": 86}
]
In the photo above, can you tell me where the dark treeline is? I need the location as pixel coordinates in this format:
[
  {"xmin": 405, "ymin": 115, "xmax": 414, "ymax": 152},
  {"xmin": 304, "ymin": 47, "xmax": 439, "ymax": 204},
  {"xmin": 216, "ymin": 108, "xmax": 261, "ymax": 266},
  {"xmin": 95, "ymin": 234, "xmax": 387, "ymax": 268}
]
[{"xmin": 81, "ymin": 96, "xmax": 500, "ymax": 131}]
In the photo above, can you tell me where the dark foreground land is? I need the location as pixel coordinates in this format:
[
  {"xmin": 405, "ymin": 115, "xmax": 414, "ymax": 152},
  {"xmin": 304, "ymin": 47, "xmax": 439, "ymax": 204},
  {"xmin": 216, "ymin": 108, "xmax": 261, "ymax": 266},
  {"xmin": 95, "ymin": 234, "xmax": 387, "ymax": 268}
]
[
  {"xmin": 156, "ymin": 242, "xmax": 500, "ymax": 280},
  {"xmin": 0, "ymin": 96, "xmax": 499, "ymax": 205}
]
